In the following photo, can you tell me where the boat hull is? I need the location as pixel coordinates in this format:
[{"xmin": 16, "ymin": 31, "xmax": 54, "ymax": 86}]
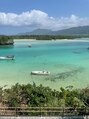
[
  {"xmin": 31, "ymin": 71, "xmax": 50, "ymax": 75},
  {"xmin": 0, "ymin": 56, "xmax": 15, "ymax": 60}
]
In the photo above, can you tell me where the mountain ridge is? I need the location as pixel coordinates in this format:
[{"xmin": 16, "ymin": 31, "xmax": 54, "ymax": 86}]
[{"xmin": 19, "ymin": 26, "xmax": 89, "ymax": 35}]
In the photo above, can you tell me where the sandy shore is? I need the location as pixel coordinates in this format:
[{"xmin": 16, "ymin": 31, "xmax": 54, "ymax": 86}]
[
  {"xmin": 14, "ymin": 39, "xmax": 36, "ymax": 42},
  {"xmin": 14, "ymin": 38, "xmax": 89, "ymax": 42},
  {"xmin": 62, "ymin": 39, "xmax": 89, "ymax": 42}
]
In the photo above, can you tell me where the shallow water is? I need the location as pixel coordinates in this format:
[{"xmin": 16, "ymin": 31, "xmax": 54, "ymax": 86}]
[{"xmin": 0, "ymin": 39, "xmax": 89, "ymax": 90}]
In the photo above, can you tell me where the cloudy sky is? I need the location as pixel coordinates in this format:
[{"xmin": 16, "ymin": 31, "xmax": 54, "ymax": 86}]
[{"xmin": 0, "ymin": 0, "xmax": 89, "ymax": 34}]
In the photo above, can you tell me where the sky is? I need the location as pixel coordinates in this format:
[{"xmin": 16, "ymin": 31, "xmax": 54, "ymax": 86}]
[{"xmin": 0, "ymin": 0, "xmax": 89, "ymax": 34}]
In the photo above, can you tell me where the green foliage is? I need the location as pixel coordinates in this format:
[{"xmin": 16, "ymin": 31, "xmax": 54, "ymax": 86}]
[
  {"xmin": 0, "ymin": 36, "xmax": 14, "ymax": 45},
  {"xmin": 0, "ymin": 83, "xmax": 88, "ymax": 108},
  {"xmin": 80, "ymin": 87, "xmax": 89, "ymax": 106},
  {"xmin": 1, "ymin": 34, "xmax": 89, "ymax": 41},
  {"xmin": 11, "ymin": 35, "xmax": 82, "ymax": 40}
]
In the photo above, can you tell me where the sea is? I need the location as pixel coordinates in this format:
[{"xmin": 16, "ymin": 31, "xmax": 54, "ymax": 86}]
[{"xmin": 0, "ymin": 38, "xmax": 89, "ymax": 90}]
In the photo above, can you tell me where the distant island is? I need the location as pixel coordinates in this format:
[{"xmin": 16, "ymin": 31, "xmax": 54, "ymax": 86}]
[
  {"xmin": 1, "ymin": 26, "xmax": 89, "ymax": 41},
  {"xmin": 14, "ymin": 26, "xmax": 89, "ymax": 40},
  {"xmin": 10, "ymin": 34, "xmax": 89, "ymax": 40}
]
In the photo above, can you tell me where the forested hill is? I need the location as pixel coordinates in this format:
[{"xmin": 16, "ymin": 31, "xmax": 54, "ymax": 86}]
[
  {"xmin": 53, "ymin": 26, "xmax": 89, "ymax": 35},
  {"xmin": 19, "ymin": 26, "xmax": 89, "ymax": 35},
  {"xmin": 19, "ymin": 29, "xmax": 52, "ymax": 35}
]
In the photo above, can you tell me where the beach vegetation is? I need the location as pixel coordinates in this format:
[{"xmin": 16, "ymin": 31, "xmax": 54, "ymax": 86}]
[
  {"xmin": 11, "ymin": 35, "xmax": 82, "ymax": 40},
  {"xmin": 0, "ymin": 36, "xmax": 14, "ymax": 45},
  {"xmin": 0, "ymin": 83, "xmax": 88, "ymax": 108}
]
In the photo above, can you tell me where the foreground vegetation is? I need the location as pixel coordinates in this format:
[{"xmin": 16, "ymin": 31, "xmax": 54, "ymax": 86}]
[{"xmin": 0, "ymin": 83, "xmax": 89, "ymax": 108}]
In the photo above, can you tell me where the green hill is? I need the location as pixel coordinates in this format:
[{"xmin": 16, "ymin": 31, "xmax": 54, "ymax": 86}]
[
  {"xmin": 53, "ymin": 26, "xmax": 89, "ymax": 35},
  {"xmin": 19, "ymin": 26, "xmax": 89, "ymax": 36}
]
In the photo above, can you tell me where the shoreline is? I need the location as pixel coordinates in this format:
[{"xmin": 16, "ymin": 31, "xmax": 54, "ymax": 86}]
[
  {"xmin": 14, "ymin": 38, "xmax": 89, "ymax": 42},
  {"xmin": 14, "ymin": 39, "xmax": 36, "ymax": 42}
]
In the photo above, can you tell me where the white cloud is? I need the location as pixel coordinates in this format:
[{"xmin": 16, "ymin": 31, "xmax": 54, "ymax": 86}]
[{"xmin": 0, "ymin": 10, "xmax": 89, "ymax": 30}]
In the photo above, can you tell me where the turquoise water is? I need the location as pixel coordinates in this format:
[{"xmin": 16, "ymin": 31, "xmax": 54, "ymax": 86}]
[{"xmin": 0, "ymin": 39, "xmax": 89, "ymax": 90}]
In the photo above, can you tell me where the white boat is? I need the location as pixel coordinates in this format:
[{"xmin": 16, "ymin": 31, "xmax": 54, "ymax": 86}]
[
  {"xmin": 31, "ymin": 71, "xmax": 50, "ymax": 75},
  {"xmin": 0, "ymin": 55, "xmax": 15, "ymax": 60}
]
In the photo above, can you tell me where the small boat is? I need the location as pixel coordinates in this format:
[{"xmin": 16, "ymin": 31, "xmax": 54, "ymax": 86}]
[
  {"xmin": 87, "ymin": 47, "xmax": 89, "ymax": 50},
  {"xmin": 0, "ymin": 55, "xmax": 15, "ymax": 60},
  {"xmin": 28, "ymin": 44, "xmax": 31, "ymax": 47},
  {"xmin": 31, "ymin": 70, "xmax": 50, "ymax": 75}
]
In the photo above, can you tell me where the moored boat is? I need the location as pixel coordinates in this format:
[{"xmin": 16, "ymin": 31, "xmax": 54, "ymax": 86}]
[
  {"xmin": 28, "ymin": 44, "xmax": 31, "ymax": 47},
  {"xmin": 0, "ymin": 55, "xmax": 15, "ymax": 60},
  {"xmin": 31, "ymin": 70, "xmax": 50, "ymax": 75}
]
